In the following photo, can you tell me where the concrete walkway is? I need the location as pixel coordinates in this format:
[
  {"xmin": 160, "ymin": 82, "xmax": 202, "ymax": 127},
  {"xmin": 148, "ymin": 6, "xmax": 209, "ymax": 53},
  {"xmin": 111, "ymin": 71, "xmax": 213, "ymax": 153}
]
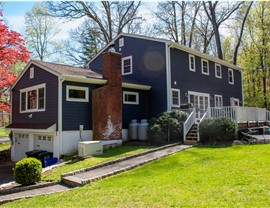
[{"xmin": 0, "ymin": 144, "xmax": 192, "ymax": 204}]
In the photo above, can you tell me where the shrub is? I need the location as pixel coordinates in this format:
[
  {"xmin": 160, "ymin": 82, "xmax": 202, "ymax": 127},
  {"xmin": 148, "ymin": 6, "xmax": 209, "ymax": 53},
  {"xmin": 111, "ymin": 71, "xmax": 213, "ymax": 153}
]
[
  {"xmin": 13, "ymin": 157, "xmax": 42, "ymax": 185},
  {"xmin": 148, "ymin": 110, "xmax": 188, "ymax": 143},
  {"xmin": 199, "ymin": 117, "xmax": 237, "ymax": 143}
]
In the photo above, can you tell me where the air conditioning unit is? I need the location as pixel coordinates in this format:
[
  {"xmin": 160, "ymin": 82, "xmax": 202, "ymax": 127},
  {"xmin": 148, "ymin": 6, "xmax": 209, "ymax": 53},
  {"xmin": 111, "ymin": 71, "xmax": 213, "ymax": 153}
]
[{"xmin": 78, "ymin": 141, "xmax": 103, "ymax": 157}]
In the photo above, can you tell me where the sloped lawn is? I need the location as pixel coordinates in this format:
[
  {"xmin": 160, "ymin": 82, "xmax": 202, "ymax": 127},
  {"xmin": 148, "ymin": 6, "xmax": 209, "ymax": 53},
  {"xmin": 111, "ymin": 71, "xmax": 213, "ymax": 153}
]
[
  {"xmin": 4, "ymin": 144, "xmax": 270, "ymax": 207},
  {"xmin": 0, "ymin": 141, "xmax": 10, "ymax": 151},
  {"xmin": 43, "ymin": 145, "xmax": 155, "ymax": 181}
]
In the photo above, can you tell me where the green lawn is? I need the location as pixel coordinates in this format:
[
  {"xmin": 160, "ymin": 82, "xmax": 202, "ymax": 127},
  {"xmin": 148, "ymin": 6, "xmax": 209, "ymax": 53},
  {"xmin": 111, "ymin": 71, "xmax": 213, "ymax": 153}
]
[
  {"xmin": 0, "ymin": 141, "xmax": 10, "ymax": 151},
  {"xmin": 0, "ymin": 127, "xmax": 10, "ymax": 137},
  {"xmin": 4, "ymin": 144, "xmax": 270, "ymax": 207},
  {"xmin": 43, "ymin": 145, "xmax": 155, "ymax": 181}
]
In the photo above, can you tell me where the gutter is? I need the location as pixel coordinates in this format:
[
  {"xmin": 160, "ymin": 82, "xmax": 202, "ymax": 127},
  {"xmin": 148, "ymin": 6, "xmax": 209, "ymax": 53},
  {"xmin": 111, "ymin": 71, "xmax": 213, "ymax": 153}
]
[{"xmin": 58, "ymin": 76, "xmax": 65, "ymax": 157}]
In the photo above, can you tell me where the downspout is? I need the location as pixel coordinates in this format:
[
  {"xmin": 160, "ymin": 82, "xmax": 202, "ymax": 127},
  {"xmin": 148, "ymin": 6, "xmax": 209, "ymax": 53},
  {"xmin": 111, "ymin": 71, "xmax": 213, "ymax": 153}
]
[
  {"xmin": 241, "ymin": 71, "xmax": 244, "ymax": 107},
  {"xmin": 58, "ymin": 76, "xmax": 65, "ymax": 157},
  {"xmin": 166, "ymin": 42, "xmax": 172, "ymax": 111}
]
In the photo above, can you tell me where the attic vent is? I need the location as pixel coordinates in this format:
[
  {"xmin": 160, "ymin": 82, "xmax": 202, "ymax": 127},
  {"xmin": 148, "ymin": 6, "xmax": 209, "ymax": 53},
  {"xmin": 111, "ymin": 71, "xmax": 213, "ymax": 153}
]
[
  {"xmin": 119, "ymin": 38, "xmax": 124, "ymax": 47},
  {"xmin": 30, "ymin": 67, "xmax": 34, "ymax": 79}
]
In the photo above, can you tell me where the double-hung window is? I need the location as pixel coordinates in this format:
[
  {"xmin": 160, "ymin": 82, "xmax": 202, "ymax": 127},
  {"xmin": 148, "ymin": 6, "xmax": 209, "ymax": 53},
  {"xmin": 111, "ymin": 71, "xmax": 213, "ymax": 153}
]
[
  {"xmin": 215, "ymin": 95, "xmax": 223, "ymax": 108},
  {"xmin": 122, "ymin": 56, "xmax": 133, "ymax": 75},
  {"xmin": 201, "ymin": 59, "xmax": 209, "ymax": 75},
  {"xmin": 171, "ymin": 88, "xmax": 180, "ymax": 108},
  {"xmin": 20, "ymin": 83, "xmax": 46, "ymax": 113},
  {"xmin": 215, "ymin": 64, "xmax": 222, "ymax": 79},
  {"xmin": 228, "ymin": 68, "xmax": 234, "ymax": 84},
  {"xmin": 189, "ymin": 54, "xmax": 195, "ymax": 72}
]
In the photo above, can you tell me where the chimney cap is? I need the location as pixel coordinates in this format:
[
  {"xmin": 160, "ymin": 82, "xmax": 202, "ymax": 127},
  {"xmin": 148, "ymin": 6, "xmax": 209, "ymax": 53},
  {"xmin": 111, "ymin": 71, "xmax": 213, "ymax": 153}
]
[{"xmin": 108, "ymin": 43, "xmax": 116, "ymax": 52}]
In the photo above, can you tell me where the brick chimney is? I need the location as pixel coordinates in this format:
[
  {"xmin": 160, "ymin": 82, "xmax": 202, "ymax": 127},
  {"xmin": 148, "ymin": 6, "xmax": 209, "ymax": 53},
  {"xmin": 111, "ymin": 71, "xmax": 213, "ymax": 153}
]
[{"xmin": 92, "ymin": 51, "xmax": 122, "ymax": 141}]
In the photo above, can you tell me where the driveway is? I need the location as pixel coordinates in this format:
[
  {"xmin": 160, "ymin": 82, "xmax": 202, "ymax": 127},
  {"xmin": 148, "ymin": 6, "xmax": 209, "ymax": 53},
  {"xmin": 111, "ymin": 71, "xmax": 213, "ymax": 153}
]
[{"xmin": 0, "ymin": 160, "xmax": 15, "ymax": 186}]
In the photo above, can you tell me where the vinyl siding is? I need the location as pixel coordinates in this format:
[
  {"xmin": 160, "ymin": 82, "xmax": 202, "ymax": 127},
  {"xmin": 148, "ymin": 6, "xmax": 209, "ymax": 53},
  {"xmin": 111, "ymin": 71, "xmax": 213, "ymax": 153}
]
[
  {"xmin": 12, "ymin": 64, "xmax": 58, "ymax": 127},
  {"xmin": 62, "ymin": 81, "xmax": 99, "ymax": 131},
  {"xmin": 122, "ymin": 88, "xmax": 148, "ymax": 129},
  {"xmin": 170, "ymin": 48, "xmax": 243, "ymax": 107},
  {"xmin": 89, "ymin": 35, "xmax": 168, "ymax": 119}
]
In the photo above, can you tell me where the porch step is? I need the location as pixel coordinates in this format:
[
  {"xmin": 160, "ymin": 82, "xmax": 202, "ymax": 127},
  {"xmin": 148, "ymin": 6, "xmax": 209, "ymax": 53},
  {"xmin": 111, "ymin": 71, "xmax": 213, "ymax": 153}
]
[
  {"xmin": 184, "ymin": 123, "xmax": 199, "ymax": 145},
  {"xmin": 184, "ymin": 140, "xmax": 198, "ymax": 145}
]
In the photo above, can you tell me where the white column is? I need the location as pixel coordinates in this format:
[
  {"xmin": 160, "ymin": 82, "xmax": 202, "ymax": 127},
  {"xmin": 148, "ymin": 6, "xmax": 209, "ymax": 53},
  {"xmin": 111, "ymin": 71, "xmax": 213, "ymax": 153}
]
[{"xmin": 28, "ymin": 133, "xmax": 34, "ymax": 150}]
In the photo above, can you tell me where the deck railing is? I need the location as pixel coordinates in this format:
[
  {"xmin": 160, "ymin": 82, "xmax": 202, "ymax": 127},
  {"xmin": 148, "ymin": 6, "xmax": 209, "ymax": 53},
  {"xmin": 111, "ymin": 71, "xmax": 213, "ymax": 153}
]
[
  {"xmin": 210, "ymin": 106, "xmax": 267, "ymax": 122},
  {"xmin": 183, "ymin": 108, "xmax": 196, "ymax": 141}
]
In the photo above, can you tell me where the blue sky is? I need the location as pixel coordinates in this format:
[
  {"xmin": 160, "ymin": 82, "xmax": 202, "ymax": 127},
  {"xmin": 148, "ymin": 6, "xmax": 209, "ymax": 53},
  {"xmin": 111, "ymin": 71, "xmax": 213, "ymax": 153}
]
[{"xmin": 3, "ymin": 2, "xmax": 34, "ymax": 16}]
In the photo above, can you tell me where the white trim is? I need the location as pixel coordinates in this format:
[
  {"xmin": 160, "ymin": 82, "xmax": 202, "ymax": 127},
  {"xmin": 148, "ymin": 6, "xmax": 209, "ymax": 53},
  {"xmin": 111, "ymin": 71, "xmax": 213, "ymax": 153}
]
[
  {"xmin": 20, "ymin": 83, "xmax": 46, "ymax": 113},
  {"xmin": 64, "ymin": 76, "xmax": 106, "ymax": 85},
  {"xmin": 231, "ymin": 97, "xmax": 240, "ymax": 106},
  {"xmin": 215, "ymin": 63, "xmax": 222, "ymax": 79},
  {"xmin": 169, "ymin": 42, "xmax": 243, "ymax": 72},
  {"xmin": 189, "ymin": 54, "xmax": 195, "ymax": 72},
  {"xmin": 241, "ymin": 71, "xmax": 244, "ymax": 106},
  {"xmin": 122, "ymin": 83, "xmax": 151, "ymax": 90},
  {"xmin": 201, "ymin": 59, "xmax": 209, "ymax": 75},
  {"xmin": 30, "ymin": 67, "xmax": 34, "ymax": 79},
  {"xmin": 166, "ymin": 42, "xmax": 172, "ymax": 110},
  {"xmin": 188, "ymin": 91, "xmax": 210, "ymax": 97},
  {"xmin": 12, "ymin": 60, "xmax": 60, "ymax": 90},
  {"xmin": 228, "ymin": 68, "xmax": 234, "ymax": 85},
  {"xmin": 58, "ymin": 77, "xmax": 64, "ymax": 156},
  {"xmin": 66, "ymin": 85, "xmax": 89, "ymax": 102},
  {"xmin": 171, "ymin": 88, "xmax": 180, "ymax": 108},
  {"xmin": 122, "ymin": 56, "xmax": 133, "ymax": 75},
  {"xmin": 6, "ymin": 124, "xmax": 57, "ymax": 132},
  {"xmin": 123, "ymin": 91, "xmax": 139, "ymax": 105},
  {"xmin": 214, "ymin": 94, "xmax": 223, "ymax": 108},
  {"xmin": 119, "ymin": 37, "xmax": 124, "ymax": 47}
]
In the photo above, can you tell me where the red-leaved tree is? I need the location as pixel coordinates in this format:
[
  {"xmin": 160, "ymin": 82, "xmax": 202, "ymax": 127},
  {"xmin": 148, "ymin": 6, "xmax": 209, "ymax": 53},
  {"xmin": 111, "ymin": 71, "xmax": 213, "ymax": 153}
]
[{"xmin": 0, "ymin": 11, "xmax": 30, "ymax": 114}]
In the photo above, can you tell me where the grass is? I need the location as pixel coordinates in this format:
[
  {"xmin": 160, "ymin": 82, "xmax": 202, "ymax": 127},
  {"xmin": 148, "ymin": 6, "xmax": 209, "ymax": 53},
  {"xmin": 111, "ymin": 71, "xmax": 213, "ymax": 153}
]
[
  {"xmin": 0, "ymin": 141, "xmax": 10, "ymax": 151},
  {"xmin": 4, "ymin": 144, "xmax": 270, "ymax": 207},
  {"xmin": 43, "ymin": 145, "xmax": 155, "ymax": 181},
  {"xmin": 0, "ymin": 127, "xmax": 10, "ymax": 137}
]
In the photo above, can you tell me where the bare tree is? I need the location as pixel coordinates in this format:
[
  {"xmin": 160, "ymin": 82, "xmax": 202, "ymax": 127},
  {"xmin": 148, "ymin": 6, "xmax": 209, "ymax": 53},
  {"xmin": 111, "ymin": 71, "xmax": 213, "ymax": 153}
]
[
  {"xmin": 24, "ymin": 2, "xmax": 60, "ymax": 61},
  {"xmin": 47, "ymin": 1, "xmax": 143, "ymax": 44},
  {"xmin": 203, "ymin": 1, "xmax": 243, "ymax": 59}
]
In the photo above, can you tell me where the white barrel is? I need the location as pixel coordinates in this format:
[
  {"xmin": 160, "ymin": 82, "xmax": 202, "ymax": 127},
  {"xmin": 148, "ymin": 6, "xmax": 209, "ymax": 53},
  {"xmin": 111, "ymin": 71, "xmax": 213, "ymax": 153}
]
[
  {"xmin": 129, "ymin": 119, "xmax": 139, "ymax": 140},
  {"xmin": 138, "ymin": 119, "xmax": 149, "ymax": 141}
]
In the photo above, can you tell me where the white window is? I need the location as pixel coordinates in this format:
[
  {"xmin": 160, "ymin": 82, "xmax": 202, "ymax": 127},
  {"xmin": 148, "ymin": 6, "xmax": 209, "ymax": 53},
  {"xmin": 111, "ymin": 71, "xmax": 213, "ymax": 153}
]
[
  {"xmin": 122, "ymin": 56, "xmax": 132, "ymax": 75},
  {"xmin": 201, "ymin": 59, "xmax": 209, "ymax": 75},
  {"xmin": 215, "ymin": 95, "xmax": 223, "ymax": 108},
  {"xmin": 66, "ymin": 86, "xmax": 89, "ymax": 102},
  {"xmin": 215, "ymin": 64, "xmax": 222, "ymax": 79},
  {"xmin": 228, "ymin": 68, "xmax": 234, "ymax": 84},
  {"xmin": 230, "ymin": 98, "xmax": 239, "ymax": 106},
  {"xmin": 189, "ymin": 54, "xmax": 195, "ymax": 72},
  {"xmin": 119, "ymin": 38, "xmax": 124, "ymax": 47},
  {"xmin": 123, "ymin": 91, "xmax": 139, "ymax": 105},
  {"xmin": 30, "ymin": 67, "xmax": 34, "ymax": 79},
  {"xmin": 171, "ymin": 88, "xmax": 180, "ymax": 107},
  {"xmin": 20, "ymin": 83, "xmax": 46, "ymax": 113}
]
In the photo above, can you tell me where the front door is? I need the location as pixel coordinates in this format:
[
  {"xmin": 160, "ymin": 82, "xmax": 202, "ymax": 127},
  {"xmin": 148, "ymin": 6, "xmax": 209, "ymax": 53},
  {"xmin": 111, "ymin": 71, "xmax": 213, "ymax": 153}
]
[{"xmin": 189, "ymin": 92, "xmax": 210, "ymax": 120}]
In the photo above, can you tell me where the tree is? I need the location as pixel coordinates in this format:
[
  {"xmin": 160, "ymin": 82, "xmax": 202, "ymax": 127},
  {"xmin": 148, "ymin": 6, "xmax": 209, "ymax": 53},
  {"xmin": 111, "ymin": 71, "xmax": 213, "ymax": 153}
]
[
  {"xmin": 24, "ymin": 2, "xmax": 60, "ymax": 61},
  {"xmin": 203, "ymin": 1, "xmax": 243, "ymax": 59},
  {"xmin": 239, "ymin": 2, "xmax": 270, "ymax": 108},
  {"xmin": 62, "ymin": 20, "xmax": 104, "ymax": 66},
  {"xmin": 0, "ymin": 11, "xmax": 30, "ymax": 113},
  {"xmin": 47, "ymin": 1, "xmax": 143, "ymax": 44}
]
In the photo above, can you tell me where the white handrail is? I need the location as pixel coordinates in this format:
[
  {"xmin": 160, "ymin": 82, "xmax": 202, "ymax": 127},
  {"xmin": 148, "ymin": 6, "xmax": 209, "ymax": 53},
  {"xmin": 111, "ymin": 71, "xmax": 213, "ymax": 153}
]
[
  {"xmin": 210, "ymin": 106, "xmax": 267, "ymax": 123},
  {"xmin": 183, "ymin": 108, "xmax": 196, "ymax": 141}
]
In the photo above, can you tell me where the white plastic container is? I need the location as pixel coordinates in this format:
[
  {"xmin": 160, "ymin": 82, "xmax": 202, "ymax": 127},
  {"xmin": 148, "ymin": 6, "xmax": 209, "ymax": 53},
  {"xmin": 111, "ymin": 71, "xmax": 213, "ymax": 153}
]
[
  {"xmin": 129, "ymin": 119, "xmax": 139, "ymax": 140},
  {"xmin": 138, "ymin": 119, "xmax": 149, "ymax": 141},
  {"xmin": 78, "ymin": 141, "xmax": 103, "ymax": 157}
]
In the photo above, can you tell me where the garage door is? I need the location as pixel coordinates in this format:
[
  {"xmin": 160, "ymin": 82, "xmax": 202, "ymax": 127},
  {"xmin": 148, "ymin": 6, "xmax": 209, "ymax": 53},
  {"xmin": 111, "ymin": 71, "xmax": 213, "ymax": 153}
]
[
  {"xmin": 34, "ymin": 135, "xmax": 53, "ymax": 152},
  {"xmin": 14, "ymin": 133, "xmax": 29, "ymax": 161}
]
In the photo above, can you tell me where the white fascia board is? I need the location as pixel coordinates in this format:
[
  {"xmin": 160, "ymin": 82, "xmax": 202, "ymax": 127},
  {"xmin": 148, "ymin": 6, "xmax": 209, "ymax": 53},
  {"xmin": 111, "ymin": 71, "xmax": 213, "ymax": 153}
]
[
  {"xmin": 6, "ymin": 124, "xmax": 56, "ymax": 132},
  {"xmin": 11, "ymin": 60, "xmax": 61, "ymax": 90},
  {"xmin": 87, "ymin": 33, "xmax": 170, "ymax": 66},
  {"xmin": 169, "ymin": 42, "xmax": 244, "ymax": 72},
  {"xmin": 64, "ymin": 76, "xmax": 107, "ymax": 85},
  {"xmin": 122, "ymin": 83, "xmax": 151, "ymax": 90}
]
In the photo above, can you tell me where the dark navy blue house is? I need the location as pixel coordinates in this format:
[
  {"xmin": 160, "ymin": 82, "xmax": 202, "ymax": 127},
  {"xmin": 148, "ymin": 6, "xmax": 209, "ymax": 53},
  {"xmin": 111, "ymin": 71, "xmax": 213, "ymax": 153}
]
[{"xmin": 7, "ymin": 34, "xmax": 243, "ymax": 161}]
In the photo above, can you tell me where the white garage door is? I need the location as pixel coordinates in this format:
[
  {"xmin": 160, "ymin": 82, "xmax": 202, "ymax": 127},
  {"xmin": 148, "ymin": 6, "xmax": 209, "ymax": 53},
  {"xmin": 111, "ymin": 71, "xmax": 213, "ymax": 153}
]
[
  {"xmin": 14, "ymin": 133, "xmax": 29, "ymax": 161},
  {"xmin": 34, "ymin": 135, "xmax": 53, "ymax": 152}
]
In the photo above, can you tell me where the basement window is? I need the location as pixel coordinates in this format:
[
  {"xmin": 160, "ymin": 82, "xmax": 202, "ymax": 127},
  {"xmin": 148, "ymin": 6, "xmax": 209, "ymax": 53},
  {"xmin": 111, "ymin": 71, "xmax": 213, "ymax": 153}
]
[
  {"xmin": 123, "ymin": 91, "xmax": 139, "ymax": 105},
  {"xmin": 66, "ymin": 85, "xmax": 89, "ymax": 102}
]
